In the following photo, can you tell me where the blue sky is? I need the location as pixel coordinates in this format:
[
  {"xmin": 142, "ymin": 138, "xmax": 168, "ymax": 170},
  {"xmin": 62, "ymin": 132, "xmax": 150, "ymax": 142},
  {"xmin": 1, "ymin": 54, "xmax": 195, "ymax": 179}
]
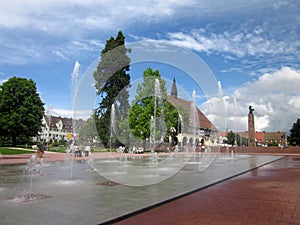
[{"xmin": 0, "ymin": 0, "xmax": 299, "ymax": 133}]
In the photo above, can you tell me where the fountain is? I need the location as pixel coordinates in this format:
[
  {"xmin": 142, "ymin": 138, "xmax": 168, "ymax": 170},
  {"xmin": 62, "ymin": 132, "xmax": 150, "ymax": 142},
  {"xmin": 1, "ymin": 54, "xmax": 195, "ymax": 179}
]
[
  {"xmin": 45, "ymin": 104, "xmax": 53, "ymax": 165},
  {"xmin": 220, "ymin": 146, "xmax": 236, "ymax": 160},
  {"xmin": 86, "ymin": 150, "xmax": 94, "ymax": 170},
  {"xmin": 151, "ymin": 151, "xmax": 158, "ymax": 167},
  {"xmin": 191, "ymin": 89, "xmax": 198, "ymax": 152},
  {"xmin": 217, "ymin": 81, "xmax": 226, "ymax": 136},
  {"xmin": 64, "ymin": 140, "xmax": 75, "ymax": 179},
  {"xmin": 178, "ymin": 114, "xmax": 183, "ymax": 137},
  {"xmin": 71, "ymin": 60, "xmax": 80, "ymax": 98},
  {"xmin": 65, "ymin": 60, "xmax": 81, "ymax": 179},
  {"xmin": 187, "ymin": 89, "xmax": 220, "ymax": 170},
  {"xmin": 110, "ymin": 103, "xmax": 116, "ymax": 152},
  {"xmin": 150, "ymin": 79, "xmax": 162, "ymax": 153},
  {"xmin": 6, "ymin": 155, "xmax": 50, "ymax": 203}
]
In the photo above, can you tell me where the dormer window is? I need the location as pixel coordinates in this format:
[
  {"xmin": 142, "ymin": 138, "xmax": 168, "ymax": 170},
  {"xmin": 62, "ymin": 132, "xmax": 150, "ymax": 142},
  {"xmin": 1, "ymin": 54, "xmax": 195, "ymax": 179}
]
[{"xmin": 56, "ymin": 120, "xmax": 63, "ymax": 130}]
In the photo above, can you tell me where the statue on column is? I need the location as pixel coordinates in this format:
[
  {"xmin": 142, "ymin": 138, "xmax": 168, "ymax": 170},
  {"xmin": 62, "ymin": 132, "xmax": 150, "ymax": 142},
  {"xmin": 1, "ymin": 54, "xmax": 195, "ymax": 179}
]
[{"xmin": 249, "ymin": 105, "xmax": 254, "ymax": 114}]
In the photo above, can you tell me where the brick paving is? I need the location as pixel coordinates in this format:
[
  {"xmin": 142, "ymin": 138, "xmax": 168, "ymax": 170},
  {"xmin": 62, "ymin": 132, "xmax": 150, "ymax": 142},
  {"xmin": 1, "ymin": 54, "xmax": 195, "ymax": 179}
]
[
  {"xmin": 114, "ymin": 155, "xmax": 300, "ymax": 225},
  {"xmin": 1, "ymin": 150, "xmax": 300, "ymax": 225},
  {"xmin": 0, "ymin": 151, "xmax": 128, "ymax": 164}
]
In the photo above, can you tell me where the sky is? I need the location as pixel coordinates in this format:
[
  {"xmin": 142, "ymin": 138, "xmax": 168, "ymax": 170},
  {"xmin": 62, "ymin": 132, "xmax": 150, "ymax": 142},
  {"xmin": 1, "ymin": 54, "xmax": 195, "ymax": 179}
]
[{"xmin": 0, "ymin": 0, "xmax": 299, "ymax": 133}]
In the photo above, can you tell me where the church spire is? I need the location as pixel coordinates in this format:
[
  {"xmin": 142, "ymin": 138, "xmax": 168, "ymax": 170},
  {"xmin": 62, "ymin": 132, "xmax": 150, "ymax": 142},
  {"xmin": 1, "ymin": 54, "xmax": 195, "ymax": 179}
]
[{"xmin": 171, "ymin": 77, "xmax": 178, "ymax": 98}]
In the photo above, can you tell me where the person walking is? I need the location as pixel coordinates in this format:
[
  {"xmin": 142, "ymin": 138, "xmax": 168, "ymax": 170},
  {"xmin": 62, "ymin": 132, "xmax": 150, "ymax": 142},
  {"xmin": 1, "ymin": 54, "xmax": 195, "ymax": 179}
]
[{"xmin": 84, "ymin": 145, "xmax": 91, "ymax": 157}]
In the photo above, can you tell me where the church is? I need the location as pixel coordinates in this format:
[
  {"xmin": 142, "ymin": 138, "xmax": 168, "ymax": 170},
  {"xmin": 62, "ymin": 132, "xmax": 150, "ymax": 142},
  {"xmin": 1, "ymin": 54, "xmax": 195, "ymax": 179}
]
[{"xmin": 167, "ymin": 78, "xmax": 218, "ymax": 149}]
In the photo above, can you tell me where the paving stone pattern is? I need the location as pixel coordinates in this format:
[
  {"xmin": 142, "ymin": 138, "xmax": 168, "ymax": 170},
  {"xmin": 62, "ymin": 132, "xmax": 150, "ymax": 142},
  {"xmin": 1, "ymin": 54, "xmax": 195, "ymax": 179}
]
[{"xmin": 114, "ymin": 156, "xmax": 300, "ymax": 225}]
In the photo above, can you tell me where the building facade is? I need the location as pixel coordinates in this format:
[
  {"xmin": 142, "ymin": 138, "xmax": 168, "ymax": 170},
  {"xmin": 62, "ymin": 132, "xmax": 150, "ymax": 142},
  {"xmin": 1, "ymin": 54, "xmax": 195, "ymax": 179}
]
[
  {"xmin": 220, "ymin": 131, "xmax": 287, "ymax": 147},
  {"xmin": 38, "ymin": 115, "xmax": 85, "ymax": 143},
  {"xmin": 264, "ymin": 131, "xmax": 287, "ymax": 147},
  {"xmin": 167, "ymin": 78, "xmax": 218, "ymax": 149}
]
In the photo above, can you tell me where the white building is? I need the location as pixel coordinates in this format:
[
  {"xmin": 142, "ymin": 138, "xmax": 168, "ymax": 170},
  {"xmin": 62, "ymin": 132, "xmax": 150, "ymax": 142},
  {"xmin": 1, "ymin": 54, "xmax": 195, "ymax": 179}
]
[{"xmin": 38, "ymin": 115, "xmax": 85, "ymax": 143}]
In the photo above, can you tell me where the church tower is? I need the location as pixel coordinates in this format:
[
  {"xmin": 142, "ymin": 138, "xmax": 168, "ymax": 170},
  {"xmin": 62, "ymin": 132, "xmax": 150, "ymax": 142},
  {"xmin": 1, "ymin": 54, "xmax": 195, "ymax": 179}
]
[{"xmin": 171, "ymin": 77, "xmax": 178, "ymax": 98}]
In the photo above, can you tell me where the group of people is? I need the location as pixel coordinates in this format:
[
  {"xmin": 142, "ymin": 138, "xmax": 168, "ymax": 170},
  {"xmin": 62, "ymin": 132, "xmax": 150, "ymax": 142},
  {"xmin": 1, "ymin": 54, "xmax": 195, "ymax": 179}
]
[
  {"xmin": 118, "ymin": 145, "xmax": 144, "ymax": 154},
  {"xmin": 35, "ymin": 140, "xmax": 92, "ymax": 159},
  {"xmin": 69, "ymin": 142, "xmax": 91, "ymax": 157}
]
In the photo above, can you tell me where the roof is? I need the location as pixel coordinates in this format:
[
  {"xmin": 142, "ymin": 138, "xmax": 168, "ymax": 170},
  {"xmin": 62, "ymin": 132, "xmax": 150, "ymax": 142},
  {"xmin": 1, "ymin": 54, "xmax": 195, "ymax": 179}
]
[
  {"xmin": 167, "ymin": 95, "xmax": 218, "ymax": 131},
  {"xmin": 43, "ymin": 115, "xmax": 85, "ymax": 131},
  {"xmin": 255, "ymin": 131, "xmax": 265, "ymax": 142}
]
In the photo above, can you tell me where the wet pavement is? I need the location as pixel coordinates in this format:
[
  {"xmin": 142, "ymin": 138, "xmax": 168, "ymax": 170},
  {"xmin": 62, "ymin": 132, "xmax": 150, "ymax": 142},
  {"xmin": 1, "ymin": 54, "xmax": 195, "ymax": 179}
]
[
  {"xmin": 115, "ymin": 155, "xmax": 300, "ymax": 225},
  {"xmin": 0, "ymin": 152, "xmax": 298, "ymax": 225}
]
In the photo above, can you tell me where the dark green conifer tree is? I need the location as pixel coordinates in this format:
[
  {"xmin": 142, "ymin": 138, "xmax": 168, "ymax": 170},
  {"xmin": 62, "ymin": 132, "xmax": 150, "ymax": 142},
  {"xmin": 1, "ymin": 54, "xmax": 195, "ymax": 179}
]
[
  {"xmin": 289, "ymin": 118, "xmax": 300, "ymax": 146},
  {"xmin": 93, "ymin": 31, "xmax": 131, "ymax": 148}
]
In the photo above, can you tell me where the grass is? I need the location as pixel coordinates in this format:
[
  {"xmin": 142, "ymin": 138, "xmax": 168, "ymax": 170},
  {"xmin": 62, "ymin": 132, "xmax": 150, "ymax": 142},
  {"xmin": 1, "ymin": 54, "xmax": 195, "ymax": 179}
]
[
  {"xmin": 48, "ymin": 146, "xmax": 67, "ymax": 153},
  {"xmin": 0, "ymin": 146, "xmax": 115, "ymax": 155},
  {"xmin": 92, "ymin": 147, "xmax": 114, "ymax": 152},
  {"xmin": 0, "ymin": 147, "xmax": 34, "ymax": 155}
]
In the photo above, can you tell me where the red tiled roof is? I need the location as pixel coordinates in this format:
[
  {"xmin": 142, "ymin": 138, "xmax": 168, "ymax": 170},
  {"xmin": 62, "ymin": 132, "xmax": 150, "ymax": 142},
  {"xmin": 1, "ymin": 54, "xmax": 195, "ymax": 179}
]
[
  {"xmin": 255, "ymin": 131, "xmax": 265, "ymax": 142},
  {"xmin": 167, "ymin": 95, "xmax": 218, "ymax": 131}
]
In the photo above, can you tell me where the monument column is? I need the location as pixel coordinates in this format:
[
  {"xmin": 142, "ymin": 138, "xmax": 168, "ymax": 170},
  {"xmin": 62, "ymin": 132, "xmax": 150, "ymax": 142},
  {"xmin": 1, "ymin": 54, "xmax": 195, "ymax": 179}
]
[{"xmin": 248, "ymin": 105, "xmax": 256, "ymax": 147}]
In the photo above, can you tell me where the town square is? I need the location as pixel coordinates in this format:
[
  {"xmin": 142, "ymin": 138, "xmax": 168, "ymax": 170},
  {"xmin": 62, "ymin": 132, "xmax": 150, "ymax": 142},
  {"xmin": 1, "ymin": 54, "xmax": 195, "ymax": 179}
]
[{"xmin": 1, "ymin": 1, "xmax": 300, "ymax": 225}]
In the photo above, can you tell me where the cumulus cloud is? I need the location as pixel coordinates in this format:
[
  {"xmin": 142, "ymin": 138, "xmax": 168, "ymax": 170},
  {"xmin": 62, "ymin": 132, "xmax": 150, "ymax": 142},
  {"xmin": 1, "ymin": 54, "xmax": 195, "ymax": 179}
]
[{"xmin": 203, "ymin": 67, "xmax": 300, "ymax": 133}]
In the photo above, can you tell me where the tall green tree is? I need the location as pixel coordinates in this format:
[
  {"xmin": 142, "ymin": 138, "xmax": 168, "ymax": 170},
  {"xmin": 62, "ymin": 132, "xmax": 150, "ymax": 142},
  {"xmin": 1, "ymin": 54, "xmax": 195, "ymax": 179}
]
[
  {"xmin": 288, "ymin": 118, "xmax": 300, "ymax": 146},
  {"xmin": 226, "ymin": 131, "xmax": 236, "ymax": 145},
  {"xmin": 0, "ymin": 77, "xmax": 44, "ymax": 145},
  {"xmin": 93, "ymin": 31, "xmax": 131, "ymax": 148},
  {"xmin": 128, "ymin": 68, "xmax": 178, "ymax": 149},
  {"xmin": 226, "ymin": 131, "xmax": 248, "ymax": 146}
]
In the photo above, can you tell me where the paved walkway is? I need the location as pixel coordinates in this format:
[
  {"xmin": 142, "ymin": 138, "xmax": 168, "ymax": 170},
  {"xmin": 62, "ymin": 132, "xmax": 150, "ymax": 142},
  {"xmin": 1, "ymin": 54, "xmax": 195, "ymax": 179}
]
[
  {"xmin": 1, "ymin": 151, "xmax": 300, "ymax": 225},
  {"xmin": 0, "ymin": 151, "xmax": 131, "ymax": 164},
  {"xmin": 114, "ymin": 155, "xmax": 300, "ymax": 225}
]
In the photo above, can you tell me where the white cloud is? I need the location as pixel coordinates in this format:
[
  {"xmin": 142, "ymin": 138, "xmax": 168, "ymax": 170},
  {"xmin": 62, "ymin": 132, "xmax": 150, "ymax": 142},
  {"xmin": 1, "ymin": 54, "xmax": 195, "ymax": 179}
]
[
  {"xmin": 203, "ymin": 67, "xmax": 300, "ymax": 133},
  {"xmin": 152, "ymin": 27, "xmax": 299, "ymax": 59},
  {"xmin": 0, "ymin": 0, "xmax": 194, "ymax": 31},
  {"xmin": 51, "ymin": 108, "xmax": 73, "ymax": 118},
  {"xmin": 0, "ymin": 78, "xmax": 8, "ymax": 85},
  {"xmin": 0, "ymin": 0, "xmax": 299, "ymax": 67},
  {"xmin": 0, "ymin": 0, "xmax": 197, "ymax": 65},
  {"xmin": 256, "ymin": 67, "xmax": 300, "ymax": 94},
  {"xmin": 52, "ymin": 50, "xmax": 68, "ymax": 61},
  {"xmin": 52, "ymin": 108, "xmax": 92, "ymax": 120}
]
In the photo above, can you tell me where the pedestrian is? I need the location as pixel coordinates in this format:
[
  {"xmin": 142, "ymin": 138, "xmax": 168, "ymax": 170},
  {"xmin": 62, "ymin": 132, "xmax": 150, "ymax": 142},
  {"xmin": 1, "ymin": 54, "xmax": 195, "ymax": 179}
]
[
  {"xmin": 85, "ymin": 145, "xmax": 91, "ymax": 157},
  {"xmin": 74, "ymin": 144, "xmax": 79, "ymax": 157},
  {"xmin": 37, "ymin": 141, "xmax": 45, "ymax": 159},
  {"xmin": 78, "ymin": 144, "xmax": 84, "ymax": 157}
]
